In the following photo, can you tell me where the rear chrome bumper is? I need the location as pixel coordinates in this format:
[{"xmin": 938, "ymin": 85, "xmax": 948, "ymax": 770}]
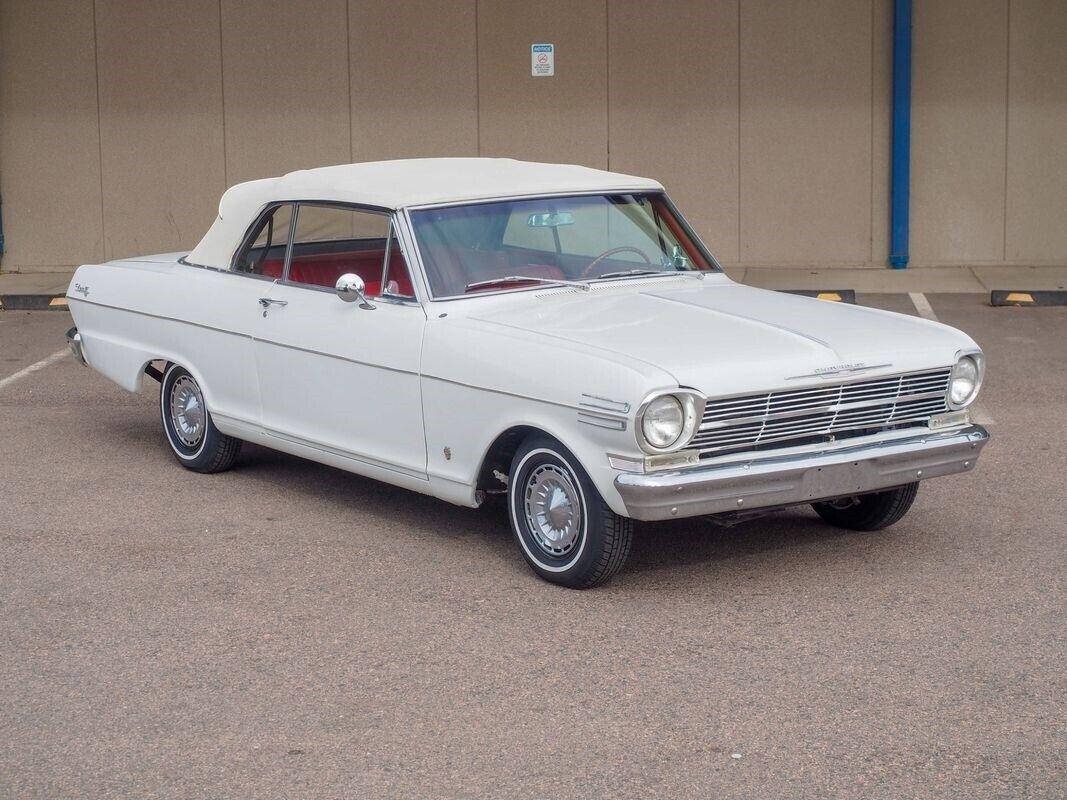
[
  {"xmin": 614, "ymin": 425, "xmax": 989, "ymax": 521},
  {"xmin": 65, "ymin": 326, "xmax": 88, "ymax": 367}
]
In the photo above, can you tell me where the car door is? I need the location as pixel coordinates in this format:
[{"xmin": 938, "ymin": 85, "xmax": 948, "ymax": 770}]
[
  {"xmin": 182, "ymin": 201, "xmax": 296, "ymax": 431},
  {"xmin": 253, "ymin": 202, "xmax": 427, "ymax": 478}
]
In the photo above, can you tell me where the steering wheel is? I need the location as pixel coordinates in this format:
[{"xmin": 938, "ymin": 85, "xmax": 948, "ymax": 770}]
[{"xmin": 580, "ymin": 246, "xmax": 652, "ymax": 279}]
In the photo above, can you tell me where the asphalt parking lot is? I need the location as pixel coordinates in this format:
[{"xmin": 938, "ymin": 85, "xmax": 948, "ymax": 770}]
[{"xmin": 1, "ymin": 295, "xmax": 1064, "ymax": 799}]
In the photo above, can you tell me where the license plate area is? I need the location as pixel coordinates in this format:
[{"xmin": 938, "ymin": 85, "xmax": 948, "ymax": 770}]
[{"xmin": 800, "ymin": 460, "xmax": 873, "ymax": 500}]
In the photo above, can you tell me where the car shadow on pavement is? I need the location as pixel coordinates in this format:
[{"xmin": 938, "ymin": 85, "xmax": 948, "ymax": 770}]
[
  {"xmin": 232, "ymin": 441, "xmax": 510, "ymax": 536},
  {"xmin": 229, "ymin": 440, "xmax": 879, "ymax": 584},
  {"xmin": 625, "ymin": 514, "xmax": 871, "ymax": 575}
]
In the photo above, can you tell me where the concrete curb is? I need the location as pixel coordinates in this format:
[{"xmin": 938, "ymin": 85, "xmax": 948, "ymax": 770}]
[
  {"xmin": 990, "ymin": 290, "xmax": 1067, "ymax": 307},
  {"xmin": 0, "ymin": 295, "xmax": 68, "ymax": 311},
  {"xmin": 779, "ymin": 289, "xmax": 857, "ymax": 304}
]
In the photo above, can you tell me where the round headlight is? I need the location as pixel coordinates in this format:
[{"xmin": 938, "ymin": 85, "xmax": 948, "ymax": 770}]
[
  {"xmin": 642, "ymin": 395, "xmax": 685, "ymax": 449},
  {"xmin": 949, "ymin": 356, "xmax": 980, "ymax": 408}
]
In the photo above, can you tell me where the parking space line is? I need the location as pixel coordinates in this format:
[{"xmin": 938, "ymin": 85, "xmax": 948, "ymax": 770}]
[
  {"xmin": 908, "ymin": 292, "xmax": 937, "ymax": 321},
  {"xmin": 909, "ymin": 293, "xmax": 995, "ymax": 425},
  {"xmin": 0, "ymin": 348, "xmax": 70, "ymax": 392}
]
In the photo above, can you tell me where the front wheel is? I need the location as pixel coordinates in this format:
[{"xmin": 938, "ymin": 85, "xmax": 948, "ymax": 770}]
[
  {"xmin": 508, "ymin": 435, "xmax": 632, "ymax": 589},
  {"xmin": 811, "ymin": 482, "xmax": 919, "ymax": 531},
  {"xmin": 160, "ymin": 364, "xmax": 241, "ymax": 473}
]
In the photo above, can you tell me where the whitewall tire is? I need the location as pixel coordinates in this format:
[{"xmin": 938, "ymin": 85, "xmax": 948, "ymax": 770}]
[
  {"xmin": 508, "ymin": 435, "xmax": 632, "ymax": 588},
  {"xmin": 160, "ymin": 364, "xmax": 241, "ymax": 473}
]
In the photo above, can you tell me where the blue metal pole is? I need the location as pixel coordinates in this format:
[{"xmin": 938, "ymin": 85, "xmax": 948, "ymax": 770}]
[{"xmin": 889, "ymin": 0, "xmax": 911, "ymax": 269}]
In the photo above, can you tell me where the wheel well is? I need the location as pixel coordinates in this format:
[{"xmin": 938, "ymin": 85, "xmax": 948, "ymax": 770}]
[
  {"xmin": 143, "ymin": 359, "xmax": 167, "ymax": 384},
  {"xmin": 476, "ymin": 425, "xmax": 542, "ymax": 495}
]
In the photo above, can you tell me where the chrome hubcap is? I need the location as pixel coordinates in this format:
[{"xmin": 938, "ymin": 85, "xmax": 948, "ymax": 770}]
[
  {"xmin": 524, "ymin": 464, "xmax": 582, "ymax": 557},
  {"xmin": 170, "ymin": 375, "xmax": 205, "ymax": 448}
]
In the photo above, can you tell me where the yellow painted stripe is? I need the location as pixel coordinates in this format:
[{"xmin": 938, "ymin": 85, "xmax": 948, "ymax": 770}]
[
  {"xmin": 816, "ymin": 292, "xmax": 842, "ymax": 302},
  {"xmin": 49, "ymin": 297, "xmax": 69, "ymax": 307},
  {"xmin": 1004, "ymin": 292, "xmax": 1034, "ymax": 303}
]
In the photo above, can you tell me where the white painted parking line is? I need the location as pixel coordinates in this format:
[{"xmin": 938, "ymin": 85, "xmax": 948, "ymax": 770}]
[
  {"xmin": 0, "ymin": 348, "xmax": 70, "ymax": 392},
  {"xmin": 908, "ymin": 292, "xmax": 936, "ymax": 321},
  {"xmin": 909, "ymin": 293, "xmax": 995, "ymax": 425}
]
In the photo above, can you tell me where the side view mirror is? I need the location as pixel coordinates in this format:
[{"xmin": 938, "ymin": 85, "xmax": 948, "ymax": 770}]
[{"xmin": 335, "ymin": 273, "xmax": 375, "ymax": 310}]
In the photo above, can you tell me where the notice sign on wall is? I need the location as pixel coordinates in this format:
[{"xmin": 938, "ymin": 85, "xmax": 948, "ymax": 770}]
[{"xmin": 531, "ymin": 43, "xmax": 555, "ymax": 77}]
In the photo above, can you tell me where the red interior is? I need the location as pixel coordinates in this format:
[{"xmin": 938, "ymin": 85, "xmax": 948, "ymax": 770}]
[
  {"xmin": 260, "ymin": 244, "xmax": 570, "ymax": 297},
  {"xmin": 260, "ymin": 249, "xmax": 413, "ymax": 296}
]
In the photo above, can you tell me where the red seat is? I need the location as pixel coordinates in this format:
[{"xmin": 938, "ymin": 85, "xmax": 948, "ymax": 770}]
[{"xmin": 256, "ymin": 249, "xmax": 413, "ymax": 297}]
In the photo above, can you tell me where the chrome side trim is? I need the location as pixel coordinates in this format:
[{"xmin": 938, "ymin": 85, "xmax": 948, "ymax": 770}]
[
  {"xmin": 67, "ymin": 298, "xmax": 251, "ymax": 340},
  {"xmin": 615, "ymin": 425, "xmax": 989, "ymax": 522},
  {"xmin": 579, "ymin": 393, "xmax": 630, "ymax": 414},
  {"xmin": 254, "ymin": 337, "xmax": 418, "ymax": 376},
  {"xmin": 422, "ymin": 373, "xmax": 589, "ymax": 415},
  {"xmin": 578, "ymin": 411, "xmax": 626, "ymax": 431},
  {"xmin": 262, "ymin": 425, "xmax": 429, "ymax": 481}
]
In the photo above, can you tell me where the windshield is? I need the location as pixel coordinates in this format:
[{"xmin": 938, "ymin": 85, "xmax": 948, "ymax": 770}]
[{"xmin": 409, "ymin": 193, "xmax": 719, "ymax": 298}]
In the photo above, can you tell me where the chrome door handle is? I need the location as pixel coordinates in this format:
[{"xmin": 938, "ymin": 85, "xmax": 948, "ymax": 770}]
[{"xmin": 258, "ymin": 297, "xmax": 288, "ymax": 316}]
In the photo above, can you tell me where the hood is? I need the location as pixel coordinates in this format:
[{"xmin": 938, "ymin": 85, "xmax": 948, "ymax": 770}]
[{"xmin": 465, "ymin": 277, "xmax": 975, "ymax": 396}]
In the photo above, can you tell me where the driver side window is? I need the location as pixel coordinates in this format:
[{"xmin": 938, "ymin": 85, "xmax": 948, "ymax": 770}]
[{"xmin": 286, "ymin": 204, "xmax": 414, "ymax": 298}]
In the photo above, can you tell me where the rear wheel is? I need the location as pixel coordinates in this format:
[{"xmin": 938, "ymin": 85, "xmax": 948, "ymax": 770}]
[
  {"xmin": 160, "ymin": 364, "xmax": 241, "ymax": 473},
  {"xmin": 811, "ymin": 482, "xmax": 919, "ymax": 531},
  {"xmin": 508, "ymin": 435, "xmax": 632, "ymax": 589}
]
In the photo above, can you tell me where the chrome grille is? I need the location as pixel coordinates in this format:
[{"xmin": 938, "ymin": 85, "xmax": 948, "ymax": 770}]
[{"xmin": 692, "ymin": 367, "xmax": 952, "ymax": 453}]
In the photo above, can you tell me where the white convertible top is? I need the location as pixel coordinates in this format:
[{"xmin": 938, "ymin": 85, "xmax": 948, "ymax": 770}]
[{"xmin": 186, "ymin": 158, "xmax": 662, "ymax": 269}]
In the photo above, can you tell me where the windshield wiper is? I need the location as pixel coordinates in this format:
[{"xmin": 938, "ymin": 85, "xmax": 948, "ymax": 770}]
[
  {"xmin": 595, "ymin": 268, "xmax": 706, "ymax": 281},
  {"xmin": 595, "ymin": 269, "xmax": 663, "ymax": 279},
  {"xmin": 464, "ymin": 275, "xmax": 591, "ymax": 293}
]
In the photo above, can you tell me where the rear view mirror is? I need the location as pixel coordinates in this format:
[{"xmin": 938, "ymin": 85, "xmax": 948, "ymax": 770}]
[{"xmin": 527, "ymin": 211, "xmax": 574, "ymax": 228}]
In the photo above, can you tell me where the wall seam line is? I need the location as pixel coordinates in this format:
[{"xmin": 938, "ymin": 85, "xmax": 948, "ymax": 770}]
[
  {"xmin": 869, "ymin": 0, "xmax": 876, "ymax": 266},
  {"xmin": 217, "ymin": 0, "xmax": 228, "ymax": 187},
  {"xmin": 605, "ymin": 0, "xmax": 610, "ymax": 170},
  {"xmin": 474, "ymin": 0, "xmax": 481, "ymax": 156},
  {"xmin": 736, "ymin": 0, "xmax": 741, "ymax": 266},
  {"xmin": 346, "ymin": 0, "xmax": 354, "ymax": 162},
  {"xmin": 1002, "ymin": 0, "xmax": 1011, "ymax": 262},
  {"xmin": 92, "ymin": 0, "xmax": 106, "ymax": 261}
]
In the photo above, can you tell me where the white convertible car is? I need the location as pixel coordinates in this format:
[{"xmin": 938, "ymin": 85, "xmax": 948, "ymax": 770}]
[{"xmin": 66, "ymin": 158, "xmax": 989, "ymax": 587}]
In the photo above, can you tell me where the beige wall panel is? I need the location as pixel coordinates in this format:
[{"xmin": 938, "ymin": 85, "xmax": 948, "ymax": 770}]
[
  {"xmin": 870, "ymin": 0, "xmax": 893, "ymax": 266},
  {"xmin": 222, "ymin": 0, "xmax": 351, "ymax": 185},
  {"xmin": 1005, "ymin": 0, "xmax": 1067, "ymax": 264},
  {"xmin": 349, "ymin": 1, "xmax": 478, "ymax": 161},
  {"xmin": 478, "ymin": 0, "xmax": 607, "ymax": 168},
  {"xmin": 96, "ymin": 1, "xmax": 225, "ymax": 260},
  {"xmin": 910, "ymin": 0, "xmax": 1007, "ymax": 265},
  {"xmin": 608, "ymin": 0, "xmax": 739, "ymax": 263},
  {"xmin": 0, "ymin": 0, "xmax": 102, "ymax": 271},
  {"xmin": 739, "ymin": 0, "xmax": 873, "ymax": 265}
]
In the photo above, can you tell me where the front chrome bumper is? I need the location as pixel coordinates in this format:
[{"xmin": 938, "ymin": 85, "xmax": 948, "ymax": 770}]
[
  {"xmin": 65, "ymin": 326, "xmax": 88, "ymax": 367},
  {"xmin": 615, "ymin": 425, "xmax": 989, "ymax": 521}
]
